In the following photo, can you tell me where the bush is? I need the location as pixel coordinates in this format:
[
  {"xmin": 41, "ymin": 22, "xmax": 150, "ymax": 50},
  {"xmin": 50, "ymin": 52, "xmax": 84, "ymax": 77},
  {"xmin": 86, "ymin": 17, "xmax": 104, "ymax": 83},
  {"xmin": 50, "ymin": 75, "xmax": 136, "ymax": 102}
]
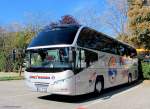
[{"xmin": 142, "ymin": 62, "xmax": 150, "ymax": 79}]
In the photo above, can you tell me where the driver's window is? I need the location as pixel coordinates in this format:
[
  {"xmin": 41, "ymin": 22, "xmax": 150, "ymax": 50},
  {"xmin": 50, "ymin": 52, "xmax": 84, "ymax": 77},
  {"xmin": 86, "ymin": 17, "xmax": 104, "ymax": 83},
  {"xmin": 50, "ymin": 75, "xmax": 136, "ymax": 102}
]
[{"xmin": 59, "ymin": 48, "xmax": 69, "ymax": 62}]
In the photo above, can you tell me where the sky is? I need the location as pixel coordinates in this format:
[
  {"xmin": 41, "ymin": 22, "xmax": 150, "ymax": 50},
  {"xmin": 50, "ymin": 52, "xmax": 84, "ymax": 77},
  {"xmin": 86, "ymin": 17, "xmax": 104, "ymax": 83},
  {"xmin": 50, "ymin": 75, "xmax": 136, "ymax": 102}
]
[{"xmin": 0, "ymin": 0, "xmax": 114, "ymax": 36}]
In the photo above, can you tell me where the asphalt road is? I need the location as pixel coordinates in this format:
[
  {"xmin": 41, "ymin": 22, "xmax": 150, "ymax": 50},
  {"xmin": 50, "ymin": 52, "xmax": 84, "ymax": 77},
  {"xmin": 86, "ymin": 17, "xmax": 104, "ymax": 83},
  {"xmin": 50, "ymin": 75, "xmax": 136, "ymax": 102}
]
[{"xmin": 0, "ymin": 80, "xmax": 150, "ymax": 109}]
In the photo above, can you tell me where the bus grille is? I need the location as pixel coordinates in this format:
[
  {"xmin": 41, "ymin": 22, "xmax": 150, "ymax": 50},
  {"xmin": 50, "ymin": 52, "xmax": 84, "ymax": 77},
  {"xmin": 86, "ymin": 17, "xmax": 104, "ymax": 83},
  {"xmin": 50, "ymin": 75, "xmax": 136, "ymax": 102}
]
[{"xmin": 34, "ymin": 82, "xmax": 49, "ymax": 88}]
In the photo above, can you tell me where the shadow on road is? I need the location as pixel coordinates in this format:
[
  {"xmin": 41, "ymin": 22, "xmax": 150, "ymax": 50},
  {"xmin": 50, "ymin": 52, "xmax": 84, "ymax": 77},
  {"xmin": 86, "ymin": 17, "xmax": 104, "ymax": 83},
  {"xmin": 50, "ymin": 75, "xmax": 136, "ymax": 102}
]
[{"xmin": 38, "ymin": 80, "xmax": 143, "ymax": 103}]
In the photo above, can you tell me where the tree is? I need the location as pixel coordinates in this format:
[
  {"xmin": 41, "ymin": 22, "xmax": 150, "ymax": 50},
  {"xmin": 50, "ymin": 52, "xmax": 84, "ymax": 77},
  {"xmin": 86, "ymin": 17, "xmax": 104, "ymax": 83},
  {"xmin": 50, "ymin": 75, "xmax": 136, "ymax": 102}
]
[
  {"xmin": 0, "ymin": 27, "xmax": 5, "ymax": 48},
  {"xmin": 48, "ymin": 15, "xmax": 79, "ymax": 29},
  {"xmin": 128, "ymin": 0, "xmax": 150, "ymax": 49},
  {"xmin": 0, "ymin": 12, "xmax": 55, "ymax": 72},
  {"xmin": 0, "ymin": 27, "xmax": 6, "ymax": 71},
  {"xmin": 0, "ymin": 23, "xmax": 29, "ymax": 72},
  {"xmin": 116, "ymin": 33, "xmax": 130, "ymax": 43},
  {"xmin": 74, "ymin": 8, "xmax": 102, "ymax": 30},
  {"xmin": 102, "ymin": 0, "xmax": 128, "ymax": 36},
  {"xmin": 59, "ymin": 15, "xmax": 79, "ymax": 25}
]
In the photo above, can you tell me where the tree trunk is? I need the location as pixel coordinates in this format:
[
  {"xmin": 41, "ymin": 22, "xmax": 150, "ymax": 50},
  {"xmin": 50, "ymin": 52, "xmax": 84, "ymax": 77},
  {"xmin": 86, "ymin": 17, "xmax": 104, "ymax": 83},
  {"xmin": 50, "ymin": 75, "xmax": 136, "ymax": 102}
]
[{"xmin": 19, "ymin": 64, "xmax": 22, "ymax": 77}]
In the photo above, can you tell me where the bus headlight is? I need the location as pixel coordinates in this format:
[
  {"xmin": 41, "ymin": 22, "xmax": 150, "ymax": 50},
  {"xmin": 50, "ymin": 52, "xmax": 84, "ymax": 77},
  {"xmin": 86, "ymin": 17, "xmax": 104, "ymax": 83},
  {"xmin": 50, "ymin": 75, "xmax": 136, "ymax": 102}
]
[
  {"xmin": 53, "ymin": 79, "xmax": 65, "ymax": 85},
  {"xmin": 53, "ymin": 76, "xmax": 74, "ymax": 85}
]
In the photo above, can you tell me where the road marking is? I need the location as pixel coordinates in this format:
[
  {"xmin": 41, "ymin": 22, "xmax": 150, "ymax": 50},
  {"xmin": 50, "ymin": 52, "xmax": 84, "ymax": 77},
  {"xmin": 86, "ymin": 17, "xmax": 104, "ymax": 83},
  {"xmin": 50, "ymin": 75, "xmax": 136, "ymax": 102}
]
[
  {"xmin": 77, "ymin": 84, "xmax": 141, "ymax": 109},
  {"xmin": 77, "ymin": 106, "xmax": 87, "ymax": 109}
]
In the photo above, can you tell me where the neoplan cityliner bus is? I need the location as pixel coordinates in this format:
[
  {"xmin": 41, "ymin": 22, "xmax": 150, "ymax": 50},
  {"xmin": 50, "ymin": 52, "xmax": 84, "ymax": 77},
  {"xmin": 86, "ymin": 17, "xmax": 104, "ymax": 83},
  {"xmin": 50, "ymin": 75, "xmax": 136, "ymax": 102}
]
[{"xmin": 24, "ymin": 25, "xmax": 139, "ymax": 95}]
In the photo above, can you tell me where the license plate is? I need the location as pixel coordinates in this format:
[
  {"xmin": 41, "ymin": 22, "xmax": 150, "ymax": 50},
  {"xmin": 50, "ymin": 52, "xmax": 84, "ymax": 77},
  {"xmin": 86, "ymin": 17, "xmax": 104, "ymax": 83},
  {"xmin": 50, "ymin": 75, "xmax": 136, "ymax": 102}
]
[{"xmin": 37, "ymin": 87, "xmax": 47, "ymax": 92}]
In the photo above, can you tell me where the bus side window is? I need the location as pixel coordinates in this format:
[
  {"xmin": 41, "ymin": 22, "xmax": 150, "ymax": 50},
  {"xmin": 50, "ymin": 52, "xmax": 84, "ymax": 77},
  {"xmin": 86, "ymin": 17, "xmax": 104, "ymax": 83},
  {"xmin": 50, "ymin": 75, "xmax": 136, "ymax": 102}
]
[
  {"xmin": 76, "ymin": 49, "xmax": 98, "ymax": 69},
  {"xmin": 130, "ymin": 48, "xmax": 137, "ymax": 58},
  {"xmin": 84, "ymin": 50, "xmax": 98, "ymax": 67},
  {"xmin": 75, "ymin": 49, "xmax": 86, "ymax": 69},
  {"xmin": 118, "ymin": 45, "xmax": 126, "ymax": 56},
  {"xmin": 80, "ymin": 49, "xmax": 86, "ymax": 68}
]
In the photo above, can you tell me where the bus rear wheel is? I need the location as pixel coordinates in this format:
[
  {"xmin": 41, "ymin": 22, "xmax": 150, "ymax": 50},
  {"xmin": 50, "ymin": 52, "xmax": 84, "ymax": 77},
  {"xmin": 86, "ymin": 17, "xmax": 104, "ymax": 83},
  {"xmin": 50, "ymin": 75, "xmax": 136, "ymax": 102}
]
[
  {"xmin": 94, "ymin": 79, "xmax": 102, "ymax": 94},
  {"xmin": 128, "ymin": 74, "xmax": 132, "ymax": 84}
]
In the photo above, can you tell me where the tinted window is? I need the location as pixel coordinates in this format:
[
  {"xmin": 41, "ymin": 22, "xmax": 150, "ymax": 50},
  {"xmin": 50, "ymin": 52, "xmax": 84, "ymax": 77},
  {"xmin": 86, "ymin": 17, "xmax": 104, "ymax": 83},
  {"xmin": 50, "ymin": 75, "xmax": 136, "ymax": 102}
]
[
  {"xmin": 99, "ymin": 37, "xmax": 117, "ymax": 54},
  {"xmin": 74, "ymin": 48, "xmax": 98, "ymax": 74},
  {"xmin": 77, "ymin": 28, "xmax": 96, "ymax": 48},
  {"xmin": 116, "ymin": 42, "xmax": 137, "ymax": 57},
  {"xmin": 28, "ymin": 27, "xmax": 79, "ymax": 48},
  {"xmin": 76, "ymin": 48, "xmax": 98, "ymax": 67},
  {"xmin": 84, "ymin": 49, "xmax": 98, "ymax": 67},
  {"xmin": 77, "ymin": 28, "xmax": 117, "ymax": 54},
  {"xmin": 130, "ymin": 48, "xmax": 137, "ymax": 57},
  {"xmin": 117, "ymin": 44, "xmax": 126, "ymax": 56}
]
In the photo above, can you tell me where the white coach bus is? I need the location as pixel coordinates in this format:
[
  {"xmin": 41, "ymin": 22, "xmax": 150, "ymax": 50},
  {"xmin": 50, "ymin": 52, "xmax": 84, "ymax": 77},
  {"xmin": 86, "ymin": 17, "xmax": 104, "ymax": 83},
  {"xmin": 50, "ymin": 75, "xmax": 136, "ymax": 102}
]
[{"xmin": 24, "ymin": 25, "xmax": 139, "ymax": 95}]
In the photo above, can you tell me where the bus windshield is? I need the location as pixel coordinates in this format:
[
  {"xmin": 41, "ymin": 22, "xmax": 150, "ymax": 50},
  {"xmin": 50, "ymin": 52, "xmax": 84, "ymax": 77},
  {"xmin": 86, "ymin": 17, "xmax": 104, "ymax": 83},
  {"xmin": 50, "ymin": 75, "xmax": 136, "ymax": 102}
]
[
  {"xmin": 28, "ymin": 26, "xmax": 79, "ymax": 48},
  {"xmin": 25, "ymin": 47, "xmax": 73, "ymax": 72}
]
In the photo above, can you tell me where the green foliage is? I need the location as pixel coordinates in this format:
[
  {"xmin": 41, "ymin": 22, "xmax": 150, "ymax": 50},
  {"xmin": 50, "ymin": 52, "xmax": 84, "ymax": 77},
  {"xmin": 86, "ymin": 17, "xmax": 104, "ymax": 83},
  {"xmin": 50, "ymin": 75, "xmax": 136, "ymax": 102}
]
[
  {"xmin": 0, "ymin": 30, "xmax": 35, "ymax": 72},
  {"xmin": 116, "ymin": 33, "xmax": 142, "ymax": 48},
  {"xmin": 128, "ymin": 0, "xmax": 150, "ymax": 49},
  {"xmin": 138, "ymin": 29, "xmax": 150, "ymax": 49},
  {"xmin": 0, "ymin": 52, "xmax": 6, "ymax": 71},
  {"xmin": 0, "ymin": 76, "xmax": 24, "ymax": 81},
  {"xmin": 0, "ymin": 32, "xmax": 26, "ymax": 72},
  {"xmin": 0, "ymin": 72, "xmax": 24, "ymax": 81},
  {"xmin": 142, "ymin": 62, "xmax": 150, "ymax": 79},
  {"xmin": 0, "ymin": 72, "xmax": 24, "ymax": 80}
]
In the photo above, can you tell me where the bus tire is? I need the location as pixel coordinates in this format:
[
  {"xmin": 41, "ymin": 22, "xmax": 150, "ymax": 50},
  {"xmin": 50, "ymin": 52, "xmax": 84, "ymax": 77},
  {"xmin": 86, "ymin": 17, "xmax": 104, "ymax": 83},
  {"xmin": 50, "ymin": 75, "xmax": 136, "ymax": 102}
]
[
  {"xmin": 138, "ymin": 59, "xmax": 143, "ymax": 80},
  {"xmin": 128, "ymin": 73, "xmax": 132, "ymax": 84},
  {"xmin": 94, "ymin": 77, "xmax": 103, "ymax": 95}
]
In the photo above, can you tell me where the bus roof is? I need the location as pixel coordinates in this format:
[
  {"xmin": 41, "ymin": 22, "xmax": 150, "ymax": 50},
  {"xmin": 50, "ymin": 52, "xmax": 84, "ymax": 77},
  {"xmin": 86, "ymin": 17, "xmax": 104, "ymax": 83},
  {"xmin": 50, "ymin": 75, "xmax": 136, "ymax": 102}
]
[{"xmin": 27, "ymin": 25, "xmax": 135, "ymax": 50}]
